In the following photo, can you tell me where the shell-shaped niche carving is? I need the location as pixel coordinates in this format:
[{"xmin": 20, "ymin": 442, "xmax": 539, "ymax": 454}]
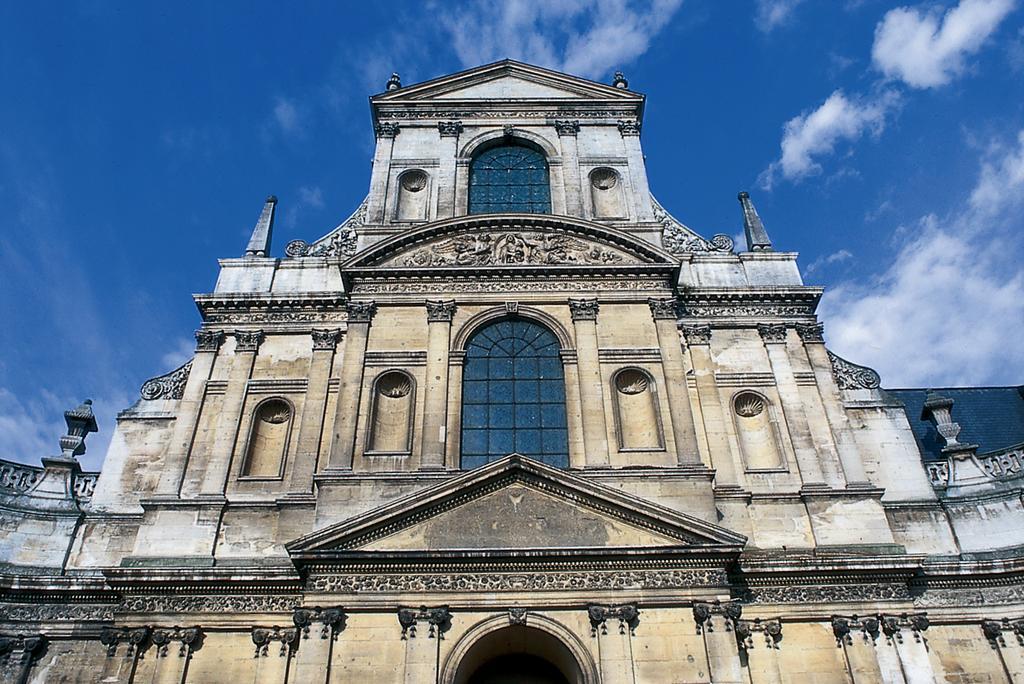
[
  {"xmin": 242, "ymin": 398, "xmax": 292, "ymax": 478},
  {"xmin": 733, "ymin": 391, "xmax": 783, "ymax": 470},
  {"xmin": 613, "ymin": 368, "xmax": 662, "ymax": 450},
  {"xmin": 368, "ymin": 370, "xmax": 415, "ymax": 453},
  {"xmin": 396, "ymin": 169, "xmax": 430, "ymax": 221},
  {"xmin": 589, "ymin": 167, "xmax": 626, "ymax": 219}
]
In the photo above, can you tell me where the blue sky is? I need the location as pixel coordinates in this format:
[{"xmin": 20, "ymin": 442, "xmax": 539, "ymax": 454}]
[{"xmin": 2, "ymin": 0, "xmax": 1023, "ymax": 469}]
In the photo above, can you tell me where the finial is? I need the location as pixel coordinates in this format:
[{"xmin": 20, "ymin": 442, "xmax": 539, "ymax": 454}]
[
  {"xmin": 59, "ymin": 399, "xmax": 98, "ymax": 460},
  {"xmin": 245, "ymin": 195, "xmax": 277, "ymax": 258},
  {"xmin": 612, "ymin": 71, "xmax": 629, "ymax": 89},
  {"xmin": 922, "ymin": 390, "xmax": 978, "ymax": 455},
  {"xmin": 737, "ymin": 191, "xmax": 773, "ymax": 252},
  {"xmin": 386, "ymin": 72, "xmax": 402, "ymax": 91}
]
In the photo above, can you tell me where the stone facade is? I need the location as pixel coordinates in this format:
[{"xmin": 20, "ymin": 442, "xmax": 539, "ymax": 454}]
[{"xmin": 2, "ymin": 60, "xmax": 1023, "ymax": 683}]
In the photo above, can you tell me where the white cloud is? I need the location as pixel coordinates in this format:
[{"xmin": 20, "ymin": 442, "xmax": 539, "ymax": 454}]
[
  {"xmin": 819, "ymin": 130, "xmax": 1024, "ymax": 387},
  {"xmin": 159, "ymin": 337, "xmax": 194, "ymax": 371},
  {"xmin": 872, "ymin": 0, "xmax": 1017, "ymax": 89},
  {"xmin": 804, "ymin": 248, "xmax": 854, "ymax": 277},
  {"xmin": 298, "ymin": 185, "xmax": 325, "ymax": 210},
  {"xmin": 438, "ymin": 0, "xmax": 685, "ymax": 79},
  {"xmin": 760, "ymin": 90, "xmax": 898, "ymax": 188},
  {"xmin": 272, "ymin": 97, "xmax": 302, "ymax": 135},
  {"xmin": 755, "ymin": 0, "xmax": 807, "ymax": 32}
]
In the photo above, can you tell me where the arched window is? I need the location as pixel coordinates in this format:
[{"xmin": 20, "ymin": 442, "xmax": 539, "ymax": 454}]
[
  {"xmin": 468, "ymin": 142, "xmax": 551, "ymax": 214},
  {"xmin": 461, "ymin": 319, "xmax": 568, "ymax": 469}
]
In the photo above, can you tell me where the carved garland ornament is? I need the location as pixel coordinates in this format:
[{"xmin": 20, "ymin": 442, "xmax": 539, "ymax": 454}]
[
  {"xmin": 588, "ymin": 604, "xmax": 640, "ymax": 636},
  {"xmin": 140, "ymin": 360, "xmax": 192, "ymax": 400},
  {"xmin": 397, "ymin": 232, "xmax": 630, "ymax": 267},
  {"xmin": 398, "ymin": 606, "xmax": 451, "ymax": 639}
]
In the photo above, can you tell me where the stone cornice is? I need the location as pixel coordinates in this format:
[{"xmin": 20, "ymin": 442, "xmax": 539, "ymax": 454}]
[
  {"xmin": 679, "ymin": 287, "xmax": 823, "ymax": 320},
  {"xmin": 194, "ymin": 293, "xmax": 348, "ymax": 324}
]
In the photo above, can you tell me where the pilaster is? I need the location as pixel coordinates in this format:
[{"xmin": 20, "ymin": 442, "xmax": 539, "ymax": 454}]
[
  {"xmin": 287, "ymin": 329, "xmax": 342, "ymax": 493},
  {"xmin": 421, "ymin": 300, "xmax": 456, "ymax": 470},
  {"xmin": 436, "ymin": 121, "xmax": 462, "ymax": 219},
  {"xmin": 366, "ymin": 124, "xmax": 400, "ymax": 223},
  {"xmin": 555, "ymin": 119, "xmax": 583, "ymax": 217},
  {"xmin": 758, "ymin": 323, "xmax": 826, "ymax": 488},
  {"xmin": 569, "ymin": 298, "xmax": 610, "ymax": 467},
  {"xmin": 618, "ymin": 120, "xmax": 654, "ymax": 221},
  {"xmin": 327, "ymin": 301, "xmax": 377, "ymax": 470},
  {"xmin": 684, "ymin": 325, "xmax": 740, "ymax": 488},
  {"xmin": 647, "ymin": 298, "xmax": 700, "ymax": 465}
]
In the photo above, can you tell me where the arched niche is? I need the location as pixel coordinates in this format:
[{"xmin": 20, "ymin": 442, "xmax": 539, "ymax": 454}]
[
  {"xmin": 367, "ymin": 370, "xmax": 415, "ymax": 454},
  {"xmin": 240, "ymin": 398, "xmax": 293, "ymax": 478},
  {"xmin": 732, "ymin": 390, "xmax": 786, "ymax": 470},
  {"xmin": 588, "ymin": 167, "xmax": 626, "ymax": 219},
  {"xmin": 612, "ymin": 368, "xmax": 664, "ymax": 451},
  {"xmin": 441, "ymin": 614, "xmax": 598, "ymax": 684},
  {"xmin": 395, "ymin": 169, "xmax": 430, "ymax": 221}
]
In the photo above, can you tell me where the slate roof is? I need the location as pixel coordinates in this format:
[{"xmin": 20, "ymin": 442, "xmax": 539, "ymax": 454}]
[{"xmin": 886, "ymin": 386, "xmax": 1024, "ymax": 461}]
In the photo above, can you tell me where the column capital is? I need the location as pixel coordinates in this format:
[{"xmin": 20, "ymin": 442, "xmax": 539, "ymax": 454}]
[
  {"xmin": 795, "ymin": 322, "xmax": 825, "ymax": 342},
  {"xmin": 346, "ymin": 300, "xmax": 377, "ymax": 323},
  {"xmin": 437, "ymin": 121, "xmax": 463, "ymax": 137},
  {"xmin": 373, "ymin": 122, "xmax": 400, "ymax": 138},
  {"xmin": 554, "ymin": 119, "xmax": 580, "ymax": 136},
  {"xmin": 757, "ymin": 323, "xmax": 788, "ymax": 344},
  {"xmin": 425, "ymin": 299, "xmax": 457, "ymax": 323},
  {"xmin": 194, "ymin": 329, "xmax": 225, "ymax": 352},
  {"xmin": 311, "ymin": 328, "xmax": 343, "ymax": 351},
  {"xmin": 647, "ymin": 297, "xmax": 678, "ymax": 320},
  {"xmin": 617, "ymin": 119, "xmax": 641, "ymax": 136},
  {"xmin": 568, "ymin": 298, "xmax": 599, "ymax": 321},
  {"xmin": 681, "ymin": 324, "xmax": 712, "ymax": 346},
  {"xmin": 233, "ymin": 329, "xmax": 265, "ymax": 353}
]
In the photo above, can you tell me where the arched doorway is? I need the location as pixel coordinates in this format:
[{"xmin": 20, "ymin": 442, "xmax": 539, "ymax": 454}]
[{"xmin": 451, "ymin": 625, "xmax": 586, "ymax": 684}]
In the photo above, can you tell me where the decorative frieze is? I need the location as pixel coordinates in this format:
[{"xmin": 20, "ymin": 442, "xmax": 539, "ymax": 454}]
[
  {"xmin": 140, "ymin": 360, "xmax": 192, "ymax": 400},
  {"xmin": 233, "ymin": 329, "xmax": 265, "ymax": 353},
  {"xmin": 352, "ymin": 279, "xmax": 668, "ymax": 294},
  {"xmin": 647, "ymin": 297, "xmax": 678, "ymax": 320},
  {"xmin": 554, "ymin": 119, "xmax": 580, "ymax": 136},
  {"xmin": 374, "ymin": 122, "xmax": 401, "ymax": 138},
  {"xmin": 795, "ymin": 322, "xmax": 825, "ymax": 342},
  {"xmin": 376, "ymin": 108, "xmax": 640, "ymax": 121},
  {"xmin": 292, "ymin": 606, "xmax": 347, "ymax": 640},
  {"xmin": 395, "ymin": 231, "xmax": 632, "ymax": 267},
  {"xmin": 682, "ymin": 325, "xmax": 712, "ymax": 346},
  {"xmin": 568, "ymin": 298, "xmax": 599, "ymax": 321},
  {"xmin": 588, "ymin": 604, "xmax": 639, "ymax": 636},
  {"xmin": 914, "ymin": 584, "xmax": 1024, "ymax": 607},
  {"xmin": 425, "ymin": 300, "xmax": 457, "ymax": 323},
  {"xmin": 310, "ymin": 328, "xmax": 342, "ymax": 351},
  {"xmin": 827, "ymin": 351, "xmax": 881, "ymax": 390},
  {"xmin": 0, "ymin": 601, "xmax": 114, "ymax": 622},
  {"xmin": 617, "ymin": 119, "xmax": 641, "ymax": 136},
  {"xmin": 120, "ymin": 594, "xmax": 300, "ymax": 614},
  {"xmin": 742, "ymin": 583, "xmax": 910, "ymax": 604},
  {"xmin": 251, "ymin": 626, "xmax": 298, "ymax": 657},
  {"xmin": 757, "ymin": 323, "xmax": 788, "ymax": 344},
  {"xmin": 346, "ymin": 301, "xmax": 378, "ymax": 323},
  {"xmin": 437, "ymin": 121, "xmax": 463, "ymax": 137},
  {"xmin": 308, "ymin": 568, "xmax": 728, "ymax": 593},
  {"xmin": 398, "ymin": 606, "xmax": 450, "ymax": 639}
]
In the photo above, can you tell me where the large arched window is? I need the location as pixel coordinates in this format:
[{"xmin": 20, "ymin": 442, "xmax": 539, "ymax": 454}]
[
  {"xmin": 468, "ymin": 142, "xmax": 551, "ymax": 214},
  {"xmin": 461, "ymin": 319, "xmax": 568, "ymax": 469}
]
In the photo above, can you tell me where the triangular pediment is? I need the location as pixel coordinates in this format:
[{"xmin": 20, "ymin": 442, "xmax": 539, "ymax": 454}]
[
  {"xmin": 343, "ymin": 215, "xmax": 677, "ymax": 271},
  {"xmin": 287, "ymin": 455, "xmax": 746, "ymax": 558},
  {"xmin": 372, "ymin": 60, "xmax": 643, "ymax": 103}
]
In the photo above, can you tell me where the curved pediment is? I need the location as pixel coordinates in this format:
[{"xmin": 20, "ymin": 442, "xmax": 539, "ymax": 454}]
[{"xmin": 343, "ymin": 214, "xmax": 678, "ymax": 272}]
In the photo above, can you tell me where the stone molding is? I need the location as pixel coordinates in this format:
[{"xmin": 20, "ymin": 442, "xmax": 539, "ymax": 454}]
[
  {"xmin": 682, "ymin": 324, "xmax": 712, "ymax": 346},
  {"xmin": 437, "ymin": 121, "xmax": 463, "ymax": 137},
  {"xmin": 233, "ymin": 329, "xmax": 265, "ymax": 353},
  {"xmin": 311, "ymin": 328, "xmax": 342, "ymax": 351},
  {"xmin": 194, "ymin": 329, "xmax": 225, "ymax": 352},
  {"xmin": 795, "ymin": 322, "xmax": 825, "ymax": 342},
  {"xmin": 647, "ymin": 297, "xmax": 678, "ymax": 320},
  {"xmin": 568, "ymin": 298, "xmax": 599, "ymax": 321},
  {"xmin": 398, "ymin": 606, "xmax": 451, "ymax": 639},
  {"xmin": 140, "ymin": 360, "xmax": 192, "ymax": 400},
  {"xmin": 425, "ymin": 299, "xmax": 457, "ymax": 323},
  {"xmin": 757, "ymin": 323, "xmax": 788, "ymax": 344},
  {"xmin": 376, "ymin": 108, "xmax": 640, "ymax": 121},
  {"xmin": 554, "ymin": 119, "xmax": 580, "ymax": 136},
  {"xmin": 345, "ymin": 300, "xmax": 377, "ymax": 323}
]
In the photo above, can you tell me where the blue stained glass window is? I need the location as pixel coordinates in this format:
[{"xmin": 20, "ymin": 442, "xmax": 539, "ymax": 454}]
[
  {"xmin": 460, "ymin": 318, "xmax": 569, "ymax": 468},
  {"xmin": 468, "ymin": 143, "xmax": 552, "ymax": 214}
]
